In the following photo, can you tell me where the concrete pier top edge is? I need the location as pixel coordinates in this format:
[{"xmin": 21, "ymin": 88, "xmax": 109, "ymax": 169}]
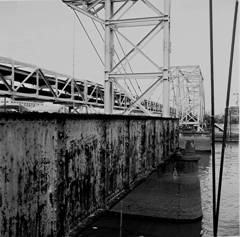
[{"xmin": 0, "ymin": 111, "xmax": 179, "ymax": 121}]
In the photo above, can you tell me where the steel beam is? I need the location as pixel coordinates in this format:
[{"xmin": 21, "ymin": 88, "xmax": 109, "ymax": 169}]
[
  {"xmin": 108, "ymin": 16, "xmax": 167, "ymax": 27},
  {"xmin": 104, "ymin": 0, "xmax": 114, "ymax": 114},
  {"xmin": 110, "ymin": 22, "xmax": 163, "ymax": 72},
  {"xmin": 162, "ymin": 0, "xmax": 170, "ymax": 117},
  {"xmin": 123, "ymin": 77, "xmax": 162, "ymax": 114},
  {"xmin": 141, "ymin": 0, "xmax": 164, "ymax": 16},
  {"xmin": 61, "ymin": 0, "xmax": 174, "ymax": 116},
  {"xmin": 66, "ymin": 3, "xmax": 105, "ymax": 24},
  {"xmin": 109, "ymin": 72, "xmax": 163, "ymax": 79}
]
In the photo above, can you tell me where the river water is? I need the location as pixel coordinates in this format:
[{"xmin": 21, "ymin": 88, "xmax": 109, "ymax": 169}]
[
  {"xmin": 78, "ymin": 141, "xmax": 239, "ymax": 237},
  {"xmin": 199, "ymin": 142, "xmax": 239, "ymax": 237}
]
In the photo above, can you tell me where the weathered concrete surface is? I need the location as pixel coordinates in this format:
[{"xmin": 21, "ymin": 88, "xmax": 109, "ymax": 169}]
[
  {"xmin": 0, "ymin": 113, "xmax": 179, "ymax": 236},
  {"xmin": 0, "ymin": 118, "xmax": 57, "ymax": 237}
]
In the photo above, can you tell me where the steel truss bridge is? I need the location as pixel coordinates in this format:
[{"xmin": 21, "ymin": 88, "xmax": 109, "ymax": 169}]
[
  {"xmin": 0, "ymin": 0, "xmax": 205, "ymax": 130},
  {"xmin": 0, "ymin": 57, "xmax": 165, "ymax": 114},
  {"xmin": 0, "ymin": 57, "xmax": 204, "ymax": 128}
]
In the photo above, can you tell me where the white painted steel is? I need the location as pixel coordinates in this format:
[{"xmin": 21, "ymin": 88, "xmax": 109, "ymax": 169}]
[{"xmin": 162, "ymin": 0, "xmax": 171, "ymax": 117}]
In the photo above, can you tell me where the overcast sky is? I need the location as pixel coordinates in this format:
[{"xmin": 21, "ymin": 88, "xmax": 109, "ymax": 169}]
[{"xmin": 0, "ymin": 0, "xmax": 239, "ymax": 114}]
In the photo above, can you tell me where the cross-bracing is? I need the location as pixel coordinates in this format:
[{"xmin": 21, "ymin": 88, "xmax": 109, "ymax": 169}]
[
  {"xmin": 62, "ymin": 0, "xmax": 205, "ymax": 128},
  {"xmin": 0, "ymin": 0, "xmax": 205, "ymax": 129},
  {"xmin": 63, "ymin": 0, "xmax": 172, "ymax": 116},
  {"xmin": 0, "ymin": 59, "xmax": 204, "ymax": 129}
]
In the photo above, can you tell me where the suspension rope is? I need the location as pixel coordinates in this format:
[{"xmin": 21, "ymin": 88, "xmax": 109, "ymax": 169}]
[
  {"xmin": 95, "ymin": 16, "xmax": 138, "ymax": 97},
  {"xmin": 91, "ymin": 18, "xmax": 135, "ymax": 98},
  {"xmin": 91, "ymin": 18, "xmax": 104, "ymax": 42},
  {"xmin": 92, "ymin": 14, "xmax": 139, "ymax": 98},
  {"xmin": 114, "ymin": 32, "xmax": 143, "ymax": 94},
  {"xmin": 72, "ymin": 14, "xmax": 76, "ymax": 79},
  {"xmin": 72, "ymin": 7, "xmax": 155, "ymax": 109},
  {"xmin": 73, "ymin": 10, "xmax": 104, "ymax": 66},
  {"xmin": 71, "ymin": 14, "xmax": 76, "ymax": 110}
]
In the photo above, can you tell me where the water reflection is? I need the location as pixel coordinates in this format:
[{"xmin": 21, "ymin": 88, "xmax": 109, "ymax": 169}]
[
  {"xmin": 199, "ymin": 143, "xmax": 239, "ymax": 237},
  {"xmin": 78, "ymin": 143, "xmax": 239, "ymax": 237}
]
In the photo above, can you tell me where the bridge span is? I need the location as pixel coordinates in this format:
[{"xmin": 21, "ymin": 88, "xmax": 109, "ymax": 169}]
[
  {"xmin": 0, "ymin": 1, "xmax": 206, "ymax": 236},
  {"xmin": 0, "ymin": 57, "xmax": 205, "ymax": 129}
]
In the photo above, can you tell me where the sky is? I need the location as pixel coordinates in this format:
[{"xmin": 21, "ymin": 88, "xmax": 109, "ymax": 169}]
[{"xmin": 0, "ymin": 0, "xmax": 239, "ymax": 114}]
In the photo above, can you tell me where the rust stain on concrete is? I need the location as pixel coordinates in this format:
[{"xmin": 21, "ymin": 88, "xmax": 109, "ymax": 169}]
[{"xmin": 0, "ymin": 113, "xmax": 179, "ymax": 236}]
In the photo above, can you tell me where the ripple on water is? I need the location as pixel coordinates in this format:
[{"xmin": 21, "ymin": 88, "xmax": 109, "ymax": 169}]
[{"xmin": 199, "ymin": 143, "xmax": 239, "ymax": 237}]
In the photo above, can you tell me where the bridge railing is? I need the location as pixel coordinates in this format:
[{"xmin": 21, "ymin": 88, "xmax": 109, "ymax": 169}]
[{"xmin": 0, "ymin": 57, "xmax": 176, "ymax": 116}]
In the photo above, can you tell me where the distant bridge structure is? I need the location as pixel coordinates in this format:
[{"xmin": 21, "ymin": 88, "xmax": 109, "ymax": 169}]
[
  {"xmin": 62, "ymin": 0, "xmax": 172, "ymax": 116},
  {"xmin": 170, "ymin": 65, "xmax": 205, "ymax": 130},
  {"xmin": 61, "ymin": 0, "xmax": 205, "ymax": 129},
  {"xmin": 0, "ymin": 0, "xmax": 205, "ymax": 129},
  {"xmin": 0, "ymin": 57, "xmax": 205, "ymax": 128},
  {"xmin": 0, "ymin": 57, "xmax": 167, "ymax": 115}
]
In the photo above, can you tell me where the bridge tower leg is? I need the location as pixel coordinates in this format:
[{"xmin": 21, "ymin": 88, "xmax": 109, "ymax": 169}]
[
  {"xmin": 104, "ymin": 0, "xmax": 114, "ymax": 114},
  {"xmin": 163, "ymin": 0, "xmax": 171, "ymax": 117},
  {"xmin": 63, "ymin": 0, "xmax": 171, "ymax": 115}
]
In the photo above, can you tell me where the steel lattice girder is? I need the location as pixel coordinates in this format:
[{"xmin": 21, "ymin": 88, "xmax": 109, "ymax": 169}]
[
  {"xmin": 169, "ymin": 65, "xmax": 205, "ymax": 129},
  {"xmin": 0, "ymin": 57, "xmax": 204, "ymax": 119},
  {"xmin": 0, "ymin": 57, "xmax": 164, "ymax": 113},
  {"xmin": 62, "ymin": 0, "xmax": 172, "ymax": 116}
]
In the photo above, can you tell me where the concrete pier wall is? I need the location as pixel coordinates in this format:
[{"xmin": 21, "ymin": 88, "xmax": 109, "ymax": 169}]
[{"xmin": 0, "ymin": 113, "xmax": 179, "ymax": 236}]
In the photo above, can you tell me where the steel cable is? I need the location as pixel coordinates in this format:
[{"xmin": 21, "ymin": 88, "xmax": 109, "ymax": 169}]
[
  {"xmin": 91, "ymin": 18, "xmax": 135, "ymax": 97},
  {"xmin": 94, "ymin": 15, "xmax": 139, "ymax": 97},
  {"xmin": 114, "ymin": 32, "xmax": 143, "ymax": 94},
  {"xmin": 73, "ymin": 10, "xmax": 105, "ymax": 66}
]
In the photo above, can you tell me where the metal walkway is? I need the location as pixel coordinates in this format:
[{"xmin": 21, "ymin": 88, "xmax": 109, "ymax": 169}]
[
  {"xmin": 0, "ymin": 57, "xmax": 204, "ymax": 127},
  {"xmin": 0, "ymin": 57, "xmax": 165, "ymax": 114}
]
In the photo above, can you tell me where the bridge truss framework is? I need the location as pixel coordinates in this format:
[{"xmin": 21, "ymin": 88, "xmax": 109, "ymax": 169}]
[
  {"xmin": 0, "ymin": 57, "xmax": 205, "ymax": 129},
  {"xmin": 63, "ymin": 0, "xmax": 171, "ymax": 116},
  {"xmin": 170, "ymin": 65, "xmax": 205, "ymax": 130},
  {"xmin": 0, "ymin": 0, "xmax": 206, "ymax": 129}
]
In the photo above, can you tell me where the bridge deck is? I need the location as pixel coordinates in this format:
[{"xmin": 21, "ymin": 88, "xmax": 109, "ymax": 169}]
[{"xmin": 0, "ymin": 57, "xmax": 164, "ymax": 114}]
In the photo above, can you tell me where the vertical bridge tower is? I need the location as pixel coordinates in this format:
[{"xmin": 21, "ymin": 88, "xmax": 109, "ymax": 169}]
[{"xmin": 62, "ymin": 0, "xmax": 171, "ymax": 116}]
